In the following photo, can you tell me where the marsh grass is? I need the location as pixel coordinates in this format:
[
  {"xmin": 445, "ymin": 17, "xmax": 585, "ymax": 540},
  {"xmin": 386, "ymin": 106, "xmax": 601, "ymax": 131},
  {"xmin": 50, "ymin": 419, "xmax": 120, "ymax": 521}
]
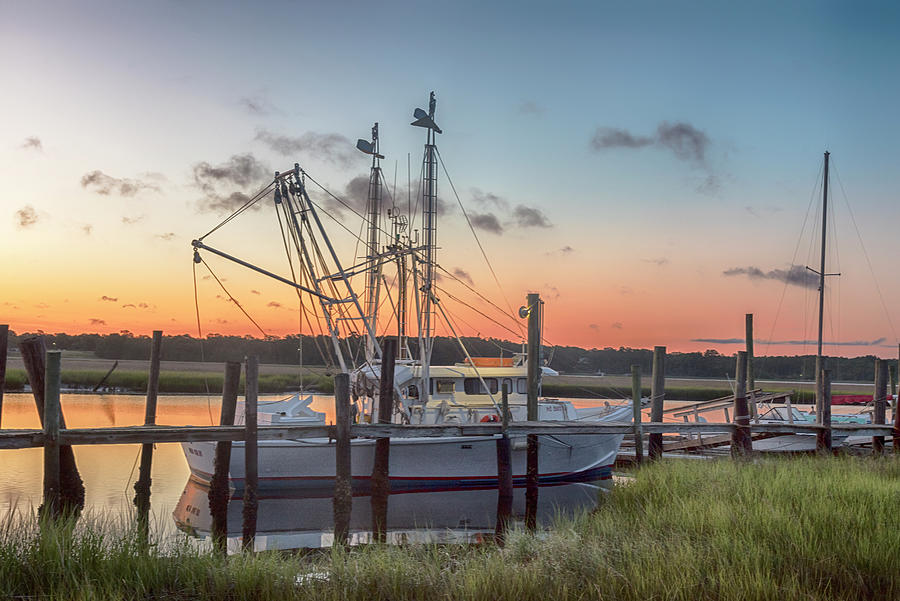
[{"xmin": 1, "ymin": 457, "xmax": 898, "ymax": 600}]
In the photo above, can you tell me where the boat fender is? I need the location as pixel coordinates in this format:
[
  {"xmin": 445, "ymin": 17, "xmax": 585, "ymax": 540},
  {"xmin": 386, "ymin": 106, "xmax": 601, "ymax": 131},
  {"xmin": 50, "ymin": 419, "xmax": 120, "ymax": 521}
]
[{"xmin": 480, "ymin": 414, "xmax": 501, "ymax": 423}]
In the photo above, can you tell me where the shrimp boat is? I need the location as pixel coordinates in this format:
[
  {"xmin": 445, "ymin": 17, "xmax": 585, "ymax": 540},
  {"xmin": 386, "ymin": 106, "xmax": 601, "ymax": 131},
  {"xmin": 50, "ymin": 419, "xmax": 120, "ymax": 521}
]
[{"xmin": 183, "ymin": 93, "xmax": 632, "ymax": 493}]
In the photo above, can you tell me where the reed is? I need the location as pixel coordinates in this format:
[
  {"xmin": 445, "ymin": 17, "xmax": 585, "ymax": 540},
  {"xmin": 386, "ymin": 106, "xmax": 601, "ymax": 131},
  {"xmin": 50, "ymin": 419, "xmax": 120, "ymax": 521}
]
[{"xmin": 1, "ymin": 457, "xmax": 897, "ymax": 600}]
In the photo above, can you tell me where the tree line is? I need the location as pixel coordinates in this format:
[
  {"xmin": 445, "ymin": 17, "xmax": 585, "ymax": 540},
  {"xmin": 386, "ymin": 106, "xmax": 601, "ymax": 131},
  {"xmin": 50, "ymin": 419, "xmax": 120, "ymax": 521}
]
[{"xmin": 5, "ymin": 330, "xmax": 893, "ymax": 382}]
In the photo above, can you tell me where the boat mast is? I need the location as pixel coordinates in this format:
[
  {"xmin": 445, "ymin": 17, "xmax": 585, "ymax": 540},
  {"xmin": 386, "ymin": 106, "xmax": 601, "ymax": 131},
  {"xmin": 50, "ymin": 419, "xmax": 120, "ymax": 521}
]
[
  {"xmin": 411, "ymin": 91, "xmax": 441, "ymax": 403},
  {"xmin": 388, "ymin": 208, "xmax": 409, "ymax": 359},
  {"xmin": 358, "ymin": 124, "xmax": 384, "ymax": 364},
  {"xmin": 815, "ymin": 151, "xmax": 829, "ymax": 387}
]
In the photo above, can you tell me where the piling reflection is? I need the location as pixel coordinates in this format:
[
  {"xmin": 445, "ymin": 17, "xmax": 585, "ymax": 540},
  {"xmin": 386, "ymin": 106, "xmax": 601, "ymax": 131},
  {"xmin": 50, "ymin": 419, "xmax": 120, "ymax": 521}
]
[{"xmin": 173, "ymin": 477, "xmax": 606, "ymax": 551}]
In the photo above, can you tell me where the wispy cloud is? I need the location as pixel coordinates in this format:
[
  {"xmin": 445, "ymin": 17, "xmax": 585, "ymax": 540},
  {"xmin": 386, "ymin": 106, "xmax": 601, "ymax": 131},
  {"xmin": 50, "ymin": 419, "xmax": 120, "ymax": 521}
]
[
  {"xmin": 82, "ymin": 224, "xmax": 93, "ymax": 235},
  {"xmin": 15, "ymin": 206, "xmax": 39, "ymax": 228},
  {"xmin": 156, "ymin": 232, "xmax": 176, "ymax": 241},
  {"xmin": 89, "ymin": 318, "xmax": 106, "ymax": 325},
  {"xmin": 239, "ymin": 95, "xmax": 277, "ymax": 115},
  {"xmin": 255, "ymin": 129, "xmax": 359, "ymax": 166},
  {"xmin": 21, "ymin": 136, "xmax": 43, "ymax": 151},
  {"xmin": 591, "ymin": 121, "xmax": 711, "ymax": 164},
  {"xmin": 192, "ymin": 153, "xmax": 271, "ymax": 213},
  {"xmin": 513, "ymin": 205, "xmax": 551, "ymax": 228},
  {"xmin": 518, "ymin": 101, "xmax": 544, "ymax": 116},
  {"xmin": 267, "ymin": 301, "xmax": 282, "ymax": 308},
  {"xmin": 643, "ymin": 257, "xmax": 669, "ymax": 266},
  {"xmin": 81, "ymin": 171, "xmax": 160, "ymax": 196},
  {"xmin": 452, "ymin": 268, "xmax": 473, "ymax": 285},
  {"xmin": 251, "ymin": 290, "xmax": 261, "ymax": 295},
  {"xmin": 122, "ymin": 215, "xmax": 144, "ymax": 225},
  {"xmin": 723, "ymin": 264, "xmax": 818, "ymax": 290},
  {"xmin": 468, "ymin": 189, "xmax": 551, "ymax": 232},
  {"xmin": 611, "ymin": 322, "xmax": 623, "ymax": 329},
  {"xmin": 100, "ymin": 296, "xmax": 118, "ymax": 302}
]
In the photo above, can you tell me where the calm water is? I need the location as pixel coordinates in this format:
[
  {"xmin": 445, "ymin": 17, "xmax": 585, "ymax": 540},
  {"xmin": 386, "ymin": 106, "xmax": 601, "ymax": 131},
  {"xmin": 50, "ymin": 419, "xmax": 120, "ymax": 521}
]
[{"xmin": 0, "ymin": 393, "xmax": 615, "ymax": 549}]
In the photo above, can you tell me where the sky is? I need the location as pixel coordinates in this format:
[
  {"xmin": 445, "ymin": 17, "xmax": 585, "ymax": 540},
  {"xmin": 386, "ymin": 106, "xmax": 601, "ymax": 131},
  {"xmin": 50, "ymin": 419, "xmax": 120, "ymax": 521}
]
[{"xmin": 2, "ymin": 0, "xmax": 900, "ymax": 358}]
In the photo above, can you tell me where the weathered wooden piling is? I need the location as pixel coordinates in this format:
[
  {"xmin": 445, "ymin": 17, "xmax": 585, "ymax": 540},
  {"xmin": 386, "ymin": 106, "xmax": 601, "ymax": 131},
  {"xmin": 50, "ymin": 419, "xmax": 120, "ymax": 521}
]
[
  {"xmin": 0, "ymin": 324, "xmax": 8, "ymax": 429},
  {"xmin": 816, "ymin": 369, "xmax": 832, "ymax": 452},
  {"xmin": 495, "ymin": 383, "xmax": 513, "ymax": 545},
  {"xmin": 42, "ymin": 350, "xmax": 62, "ymax": 519},
  {"xmin": 525, "ymin": 293, "xmax": 541, "ymax": 532},
  {"xmin": 133, "ymin": 330, "xmax": 162, "ymax": 538},
  {"xmin": 241, "ymin": 355, "xmax": 259, "ymax": 551},
  {"xmin": 209, "ymin": 360, "xmax": 241, "ymax": 555},
  {"xmin": 631, "ymin": 365, "xmax": 643, "ymax": 465},
  {"xmin": 19, "ymin": 336, "xmax": 84, "ymax": 511},
  {"xmin": 731, "ymin": 351, "xmax": 752, "ymax": 457},
  {"xmin": 333, "ymin": 372, "xmax": 352, "ymax": 546},
  {"xmin": 371, "ymin": 338, "xmax": 397, "ymax": 543},
  {"xmin": 648, "ymin": 346, "xmax": 666, "ymax": 460},
  {"xmin": 873, "ymin": 358, "xmax": 887, "ymax": 455}
]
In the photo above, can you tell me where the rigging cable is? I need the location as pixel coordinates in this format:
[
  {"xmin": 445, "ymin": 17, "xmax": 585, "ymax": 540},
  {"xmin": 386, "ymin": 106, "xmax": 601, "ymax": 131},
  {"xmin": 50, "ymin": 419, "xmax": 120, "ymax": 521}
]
[
  {"xmin": 192, "ymin": 259, "xmax": 215, "ymax": 424},
  {"xmin": 198, "ymin": 182, "xmax": 275, "ymax": 241},
  {"xmin": 200, "ymin": 257, "xmax": 269, "ymax": 338}
]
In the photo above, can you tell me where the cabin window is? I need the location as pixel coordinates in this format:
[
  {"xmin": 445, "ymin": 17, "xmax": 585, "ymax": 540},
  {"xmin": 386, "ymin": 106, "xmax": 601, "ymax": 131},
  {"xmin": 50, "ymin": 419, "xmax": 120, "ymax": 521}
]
[
  {"xmin": 435, "ymin": 379, "xmax": 455, "ymax": 394},
  {"xmin": 517, "ymin": 378, "xmax": 527, "ymax": 394},
  {"xmin": 464, "ymin": 378, "xmax": 499, "ymax": 395}
]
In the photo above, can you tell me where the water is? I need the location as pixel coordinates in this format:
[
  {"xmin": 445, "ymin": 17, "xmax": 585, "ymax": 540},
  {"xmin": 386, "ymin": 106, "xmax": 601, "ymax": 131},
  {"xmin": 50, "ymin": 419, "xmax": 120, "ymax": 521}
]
[{"xmin": 0, "ymin": 393, "xmax": 612, "ymax": 549}]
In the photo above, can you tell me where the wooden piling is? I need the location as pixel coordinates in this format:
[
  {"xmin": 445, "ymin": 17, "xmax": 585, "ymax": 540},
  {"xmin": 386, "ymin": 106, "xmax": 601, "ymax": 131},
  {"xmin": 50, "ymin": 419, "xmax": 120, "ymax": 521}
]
[
  {"xmin": 731, "ymin": 351, "xmax": 752, "ymax": 457},
  {"xmin": 19, "ymin": 336, "xmax": 84, "ymax": 512},
  {"xmin": 133, "ymin": 330, "xmax": 162, "ymax": 538},
  {"xmin": 873, "ymin": 358, "xmax": 887, "ymax": 455},
  {"xmin": 371, "ymin": 338, "xmax": 397, "ymax": 543},
  {"xmin": 816, "ymin": 369, "xmax": 832, "ymax": 453},
  {"xmin": 648, "ymin": 346, "xmax": 666, "ymax": 460},
  {"xmin": 241, "ymin": 355, "xmax": 259, "ymax": 551},
  {"xmin": 631, "ymin": 365, "xmax": 643, "ymax": 465},
  {"xmin": 209, "ymin": 360, "xmax": 241, "ymax": 555},
  {"xmin": 745, "ymin": 314, "xmax": 757, "ymax": 419},
  {"xmin": 0, "ymin": 324, "xmax": 8, "ymax": 429},
  {"xmin": 525, "ymin": 293, "xmax": 541, "ymax": 532},
  {"xmin": 42, "ymin": 350, "xmax": 62, "ymax": 519},
  {"xmin": 333, "ymin": 372, "xmax": 352, "ymax": 546},
  {"xmin": 495, "ymin": 383, "xmax": 513, "ymax": 545}
]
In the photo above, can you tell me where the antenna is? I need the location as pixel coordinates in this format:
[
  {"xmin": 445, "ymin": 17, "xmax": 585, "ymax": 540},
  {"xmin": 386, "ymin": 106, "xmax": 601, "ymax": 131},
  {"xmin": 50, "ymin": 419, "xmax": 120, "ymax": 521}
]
[{"xmin": 411, "ymin": 91, "xmax": 442, "ymax": 133}]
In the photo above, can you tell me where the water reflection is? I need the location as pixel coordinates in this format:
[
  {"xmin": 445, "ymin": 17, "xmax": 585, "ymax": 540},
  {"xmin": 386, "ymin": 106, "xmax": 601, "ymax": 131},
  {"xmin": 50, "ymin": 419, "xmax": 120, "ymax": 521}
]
[{"xmin": 173, "ymin": 477, "xmax": 605, "ymax": 551}]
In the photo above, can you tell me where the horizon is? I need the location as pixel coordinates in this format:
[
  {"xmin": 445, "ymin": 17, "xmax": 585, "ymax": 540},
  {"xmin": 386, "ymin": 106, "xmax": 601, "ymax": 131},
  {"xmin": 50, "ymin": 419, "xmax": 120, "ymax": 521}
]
[{"xmin": 4, "ymin": 1, "xmax": 900, "ymax": 359}]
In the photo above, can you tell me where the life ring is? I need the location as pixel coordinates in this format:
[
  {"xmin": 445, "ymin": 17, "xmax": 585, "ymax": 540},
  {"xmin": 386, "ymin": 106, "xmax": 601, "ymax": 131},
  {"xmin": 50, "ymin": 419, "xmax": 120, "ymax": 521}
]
[{"xmin": 480, "ymin": 414, "xmax": 501, "ymax": 423}]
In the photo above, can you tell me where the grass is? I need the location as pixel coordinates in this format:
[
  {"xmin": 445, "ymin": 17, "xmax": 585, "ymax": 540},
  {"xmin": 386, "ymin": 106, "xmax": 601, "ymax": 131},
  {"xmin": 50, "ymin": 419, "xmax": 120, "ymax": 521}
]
[
  {"xmin": 1, "ymin": 368, "xmax": 334, "ymax": 394},
  {"xmin": 1, "ymin": 456, "xmax": 898, "ymax": 600}
]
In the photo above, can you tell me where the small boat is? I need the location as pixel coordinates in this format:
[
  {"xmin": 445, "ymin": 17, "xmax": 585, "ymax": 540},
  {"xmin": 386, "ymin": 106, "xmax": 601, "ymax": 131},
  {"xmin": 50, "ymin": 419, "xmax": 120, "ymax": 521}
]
[{"xmin": 183, "ymin": 93, "xmax": 632, "ymax": 492}]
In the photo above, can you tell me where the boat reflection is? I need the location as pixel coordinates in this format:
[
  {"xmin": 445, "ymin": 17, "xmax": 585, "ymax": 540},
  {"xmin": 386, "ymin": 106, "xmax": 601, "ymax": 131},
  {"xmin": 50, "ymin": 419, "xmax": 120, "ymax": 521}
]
[{"xmin": 173, "ymin": 477, "xmax": 606, "ymax": 551}]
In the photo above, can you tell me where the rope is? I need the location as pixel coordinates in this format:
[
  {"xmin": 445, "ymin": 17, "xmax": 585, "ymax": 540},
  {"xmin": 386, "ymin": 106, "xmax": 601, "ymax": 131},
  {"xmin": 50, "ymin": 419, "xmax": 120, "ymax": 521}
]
[
  {"xmin": 200, "ymin": 257, "xmax": 269, "ymax": 338},
  {"xmin": 198, "ymin": 182, "xmax": 275, "ymax": 241},
  {"xmin": 192, "ymin": 260, "xmax": 215, "ymax": 424}
]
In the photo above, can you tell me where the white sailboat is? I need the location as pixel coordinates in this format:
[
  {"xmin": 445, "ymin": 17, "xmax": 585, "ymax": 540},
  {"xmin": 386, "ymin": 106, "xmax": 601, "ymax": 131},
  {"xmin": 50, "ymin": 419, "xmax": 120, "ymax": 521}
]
[{"xmin": 183, "ymin": 93, "xmax": 632, "ymax": 492}]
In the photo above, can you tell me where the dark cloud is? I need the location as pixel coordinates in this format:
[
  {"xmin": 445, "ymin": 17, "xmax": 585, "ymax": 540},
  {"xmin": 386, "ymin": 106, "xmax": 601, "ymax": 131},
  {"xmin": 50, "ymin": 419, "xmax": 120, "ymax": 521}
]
[
  {"xmin": 656, "ymin": 122, "xmax": 709, "ymax": 163},
  {"xmin": 156, "ymin": 232, "xmax": 176, "ymax": 241},
  {"xmin": 518, "ymin": 101, "xmax": 544, "ymax": 116},
  {"xmin": 15, "ymin": 206, "xmax": 39, "ymax": 228},
  {"xmin": 452, "ymin": 268, "xmax": 473, "ymax": 285},
  {"xmin": 100, "ymin": 296, "xmax": 118, "ymax": 302},
  {"xmin": 470, "ymin": 212, "xmax": 503, "ymax": 234},
  {"xmin": 255, "ymin": 129, "xmax": 359, "ymax": 166},
  {"xmin": 590, "ymin": 121, "xmax": 710, "ymax": 164},
  {"xmin": 722, "ymin": 264, "xmax": 818, "ymax": 290},
  {"xmin": 192, "ymin": 153, "xmax": 271, "ymax": 213},
  {"xmin": 267, "ymin": 301, "xmax": 282, "ymax": 308},
  {"xmin": 251, "ymin": 289, "xmax": 261, "ymax": 295},
  {"xmin": 591, "ymin": 128, "xmax": 653, "ymax": 150},
  {"xmin": 471, "ymin": 188, "xmax": 509, "ymax": 210},
  {"xmin": 81, "ymin": 171, "xmax": 160, "ymax": 196},
  {"xmin": 560, "ymin": 245, "xmax": 574, "ymax": 254},
  {"xmin": 513, "ymin": 205, "xmax": 552, "ymax": 228},
  {"xmin": 89, "ymin": 318, "xmax": 106, "ymax": 325},
  {"xmin": 122, "ymin": 303, "xmax": 136, "ymax": 308},
  {"xmin": 21, "ymin": 137, "xmax": 43, "ymax": 151}
]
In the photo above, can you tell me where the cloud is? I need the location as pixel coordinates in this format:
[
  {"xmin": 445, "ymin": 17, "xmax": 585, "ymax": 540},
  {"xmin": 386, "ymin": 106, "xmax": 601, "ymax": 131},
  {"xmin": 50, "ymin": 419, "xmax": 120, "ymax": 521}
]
[
  {"xmin": 138, "ymin": 302, "xmax": 150, "ymax": 309},
  {"xmin": 590, "ymin": 121, "xmax": 710, "ymax": 164},
  {"xmin": 589, "ymin": 323, "xmax": 600, "ymax": 330},
  {"xmin": 156, "ymin": 232, "xmax": 176, "ymax": 241},
  {"xmin": 696, "ymin": 174, "xmax": 721, "ymax": 195},
  {"xmin": 122, "ymin": 215, "xmax": 144, "ymax": 225},
  {"xmin": 251, "ymin": 289, "xmax": 261, "ymax": 295},
  {"xmin": 452, "ymin": 268, "xmax": 473, "ymax": 285},
  {"xmin": 255, "ymin": 129, "xmax": 359, "ymax": 166},
  {"xmin": 543, "ymin": 284, "xmax": 560, "ymax": 299},
  {"xmin": 192, "ymin": 153, "xmax": 271, "ymax": 213},
  {"xmin": 560, "ymin": 245, "xmax": 574, "ymax": 254},
  {"xmin": 81, "ymin": 171, "xmax": 160, "ymax": 196},
  {"xmin": 82, "ymin": 224, "xmax": 93, "ymax": 235},
  {"xmin": 518, "ymin": 101, "xmax": 544, "ymax": 116},
  {"xmin": 471, "ymin": 188, "xmax": 509, "ymax": 210},
  {"xmin": 470, "ymin": 212, "xmax": 503, "ymax": 234},
  {"xmin": 512, "ymin": 205, "xmax": 551, "ymax": 228},
  {"xmin": 643, "ymin": 257, "xmax": 669, "ymax": 266},
  {"xmin": 122, "ymin": 303, "xmax": 136, "ymax": 308},
  {"xmin": 21, "ymin": 137, "xmax": 43, "ymax": 151},
  {"xmin": 15, "ymin": 206, "xmax": 39, "ymax": 228},
  {"xmin": 89, "ymin": 318, "xmax": 106, "ymax": 325},
  {"xmin": 722, "ymin": 264, "xmax": 818, "ymax": 289},
  {"xmin": 267, "ymin": 301, "xmax": 282, "ymax": 308},
  {"xmin": 100, "ymin": 295, "xmax": 118, "ymax": 302},
  {"xmin": 692, "ymin": 337, "xmax": 887, "ymax": 347},
  {"xmin": 239, "ymin": 95, "xmax": 276, "ymax": 115},
  {"xmin": 611, "ymin": 322, "xmax": 623, "ymax": 329}
]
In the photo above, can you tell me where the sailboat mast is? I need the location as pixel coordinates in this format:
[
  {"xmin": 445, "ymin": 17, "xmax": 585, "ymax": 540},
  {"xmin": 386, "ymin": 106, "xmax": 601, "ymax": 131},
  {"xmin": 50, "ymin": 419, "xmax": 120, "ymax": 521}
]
[
  {"xmin": 815, "ymin": 151, "xmax": 829, "ymax": 390},
  {"xmin": 364, "ymin": 123, "xmax": 383, "ymax": 364}
]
